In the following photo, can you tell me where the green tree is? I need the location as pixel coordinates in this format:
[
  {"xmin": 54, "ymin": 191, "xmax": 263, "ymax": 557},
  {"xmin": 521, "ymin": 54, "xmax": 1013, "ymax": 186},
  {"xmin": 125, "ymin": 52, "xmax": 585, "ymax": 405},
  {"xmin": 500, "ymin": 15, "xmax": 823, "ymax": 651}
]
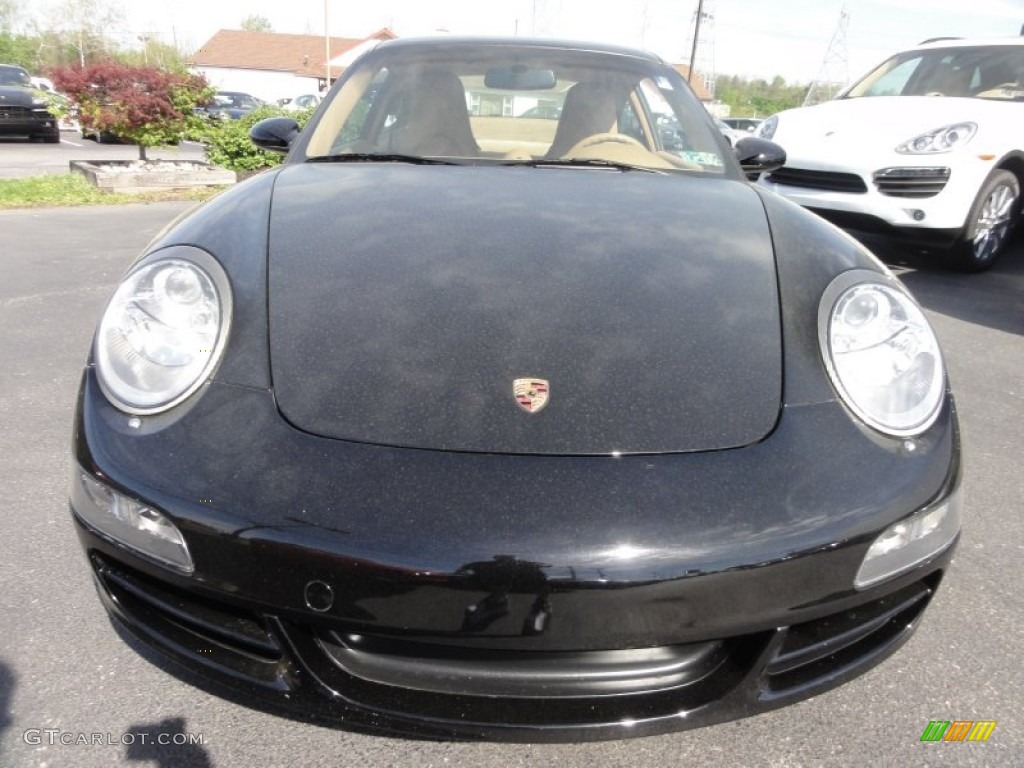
[
  {"xmin": 54, "ymin": 0, "xmax": 123, "ymax": 67},
  {"xmin": 0, "ymin": 32, "xmax": 36, "ymax": 68},
  {"xmin": 115, "ymin": 39, "xmax": 186, "ymax": 70},
  {"xmin": 714, "ymin": 73, "xmax": 808, "ymax": 118},
  {"xmin": 0, "ymin": 0, "xmax": 22, "ymax": 34},
  {"xmin": 240, "ymin": 14, "xmax": 272, "ymax": 33}
]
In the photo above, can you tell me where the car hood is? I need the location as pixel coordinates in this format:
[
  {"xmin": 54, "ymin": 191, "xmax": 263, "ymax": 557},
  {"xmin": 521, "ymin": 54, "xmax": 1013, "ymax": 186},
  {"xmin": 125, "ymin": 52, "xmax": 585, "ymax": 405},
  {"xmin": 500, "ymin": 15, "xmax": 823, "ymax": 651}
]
[
  {"xmin": 0, "ymin": 85, "xmax": 40, "ymax": 106},
  {"xmin": 774, "ymin": 96, "xmax": 1017, "ymax": 155},
  {"xmin": 267, "ymin": 164, "xmax": 781, "ymax": 455},
  {"xmin": 778, "ymin": 95, "xmax": 1019, "ymax": 156}
]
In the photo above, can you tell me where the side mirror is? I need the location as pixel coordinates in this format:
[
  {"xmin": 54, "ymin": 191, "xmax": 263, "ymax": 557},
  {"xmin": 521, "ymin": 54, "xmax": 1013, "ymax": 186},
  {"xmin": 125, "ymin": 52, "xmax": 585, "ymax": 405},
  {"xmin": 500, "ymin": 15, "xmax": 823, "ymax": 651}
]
[
  {"xmin": 250, "ymin": 117, "xmax": 300, "ymax": 154},
  {"xmin": 734, "ymin": 137, "xmax": 786, "ymax": 179}
]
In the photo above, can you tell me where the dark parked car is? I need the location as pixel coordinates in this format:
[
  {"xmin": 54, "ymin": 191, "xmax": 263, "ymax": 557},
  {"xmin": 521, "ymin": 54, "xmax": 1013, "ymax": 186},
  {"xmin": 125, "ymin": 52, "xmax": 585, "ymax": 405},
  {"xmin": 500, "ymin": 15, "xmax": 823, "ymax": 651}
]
[
  {"xmin": 518, "ymin": 104, "xmax": 561, "ymax": 118},
  {"xmin": 0, "ymin": 63, "xmax": 60, "ymax": 142},
  {"xmin": 72, "ymin": 36, "xmax": 961, "ymax": 742},
  {"xmin": 197, "ymin": 90, "xmax": 264, "ymax": 120},
  {"xmin": 722, "ymin": 117, "xmax": 762, "ymax": 133}
]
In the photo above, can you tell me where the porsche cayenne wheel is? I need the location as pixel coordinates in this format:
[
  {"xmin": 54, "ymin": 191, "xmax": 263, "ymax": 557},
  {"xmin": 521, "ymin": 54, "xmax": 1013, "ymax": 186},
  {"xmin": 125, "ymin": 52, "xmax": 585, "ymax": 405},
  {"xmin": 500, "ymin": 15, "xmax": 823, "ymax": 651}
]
[{"xmin": 948, "ymin": 170, "xmax": 1020, "ymax": 272}]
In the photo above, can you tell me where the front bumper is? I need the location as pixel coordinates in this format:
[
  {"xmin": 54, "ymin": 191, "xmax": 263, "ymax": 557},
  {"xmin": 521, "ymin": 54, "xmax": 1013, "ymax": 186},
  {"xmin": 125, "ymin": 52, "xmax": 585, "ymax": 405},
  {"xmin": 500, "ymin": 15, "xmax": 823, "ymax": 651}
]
[
  {"xmin": 72, "ymin": 370, "xmax": 961, "ymax": 740},
  {"xmin": 81, "ymin": 545, "xmax": 953, "ymax": 741},
  {"xmin": 0, "ymin": 108, "xmax": 59, "ymax": 138},
  {"xmin": 757, "ymin": 153, "xmax": 994, "ymax": 238}
]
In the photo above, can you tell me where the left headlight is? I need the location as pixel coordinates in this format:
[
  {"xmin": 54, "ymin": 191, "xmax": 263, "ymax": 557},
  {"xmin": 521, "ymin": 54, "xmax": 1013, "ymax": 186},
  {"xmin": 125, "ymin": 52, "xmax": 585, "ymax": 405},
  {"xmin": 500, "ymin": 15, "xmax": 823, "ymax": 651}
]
[
  {"xmin": 896, "ymin": 122, "xmax": 976, "ymax": 154},
  {"xmin": 755, "ymin": 114, "xmax": 778, "ymax": 140},
  {"xmin": 819, "ymin": 271, "xmax": 945, "ymax": 436},
  {"xmin": 94, "ymin": 248, "xmax": 232, "ymax": 414}
]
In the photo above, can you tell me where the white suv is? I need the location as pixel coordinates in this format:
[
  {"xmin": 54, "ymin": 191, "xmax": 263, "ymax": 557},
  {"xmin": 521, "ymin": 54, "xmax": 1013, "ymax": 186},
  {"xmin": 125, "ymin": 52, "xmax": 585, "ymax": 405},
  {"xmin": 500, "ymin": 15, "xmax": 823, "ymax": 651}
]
[{"xmin": 756, "ymin": 37, "xmax": 1023, "ymax": 271}]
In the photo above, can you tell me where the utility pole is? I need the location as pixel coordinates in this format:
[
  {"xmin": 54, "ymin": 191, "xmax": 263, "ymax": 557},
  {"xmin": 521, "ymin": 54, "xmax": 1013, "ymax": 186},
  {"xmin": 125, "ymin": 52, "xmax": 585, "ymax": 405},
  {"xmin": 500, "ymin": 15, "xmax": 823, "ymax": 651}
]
[
  {"xmin": 685, "ymin": 0, "xmax": 717, "ymax": 102},
  {"xmin": 324, "ymin": 0, "xmax": 331, "ymax": 90},
  {"xmin": 687, "ymin": 0, "xmax": 704, "ymax": 88}
]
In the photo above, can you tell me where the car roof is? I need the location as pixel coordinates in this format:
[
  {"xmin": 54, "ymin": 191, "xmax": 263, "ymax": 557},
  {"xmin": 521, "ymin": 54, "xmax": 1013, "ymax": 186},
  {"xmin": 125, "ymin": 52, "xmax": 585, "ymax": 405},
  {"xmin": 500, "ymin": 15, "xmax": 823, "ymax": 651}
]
[
  {"xmin": 376, "ymin": 35, "xmax": 664, "ymax": 63},
  {"xmin": 912, "ymin": 36, "xmax": 1024, "ymax": 51}
]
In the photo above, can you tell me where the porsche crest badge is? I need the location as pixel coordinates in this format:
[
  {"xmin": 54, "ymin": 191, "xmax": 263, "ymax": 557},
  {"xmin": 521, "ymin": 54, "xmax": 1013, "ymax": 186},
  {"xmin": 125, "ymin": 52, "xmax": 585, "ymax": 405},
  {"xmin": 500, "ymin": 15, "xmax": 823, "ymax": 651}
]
[{"xmin": 513, "ymin": 378, "xmax": 549, "ymax": 414}]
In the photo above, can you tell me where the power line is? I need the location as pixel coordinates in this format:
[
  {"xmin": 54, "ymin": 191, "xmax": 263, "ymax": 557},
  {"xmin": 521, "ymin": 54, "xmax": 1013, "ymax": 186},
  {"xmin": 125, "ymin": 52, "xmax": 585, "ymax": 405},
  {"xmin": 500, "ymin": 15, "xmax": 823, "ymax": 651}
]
[{"xmin": 804, "ymin": 3, "xmax": 850, "ymax": 106}]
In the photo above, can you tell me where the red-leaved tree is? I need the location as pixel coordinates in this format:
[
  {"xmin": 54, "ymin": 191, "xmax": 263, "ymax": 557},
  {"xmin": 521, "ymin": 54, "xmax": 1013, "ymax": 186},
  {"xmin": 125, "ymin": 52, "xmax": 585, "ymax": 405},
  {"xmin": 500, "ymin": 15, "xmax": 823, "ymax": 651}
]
[{"xmin": 51, "ymin": 62, "xmax": 213, "ymax": 160}]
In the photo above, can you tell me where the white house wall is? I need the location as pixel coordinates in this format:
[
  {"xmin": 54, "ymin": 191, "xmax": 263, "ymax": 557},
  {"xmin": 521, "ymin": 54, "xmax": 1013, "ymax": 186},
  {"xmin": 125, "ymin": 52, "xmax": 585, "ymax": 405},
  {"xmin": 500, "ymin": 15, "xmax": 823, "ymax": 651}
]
[{"xmin": 192, "ymin": 66, "xmax": 321, "ymax": 102}]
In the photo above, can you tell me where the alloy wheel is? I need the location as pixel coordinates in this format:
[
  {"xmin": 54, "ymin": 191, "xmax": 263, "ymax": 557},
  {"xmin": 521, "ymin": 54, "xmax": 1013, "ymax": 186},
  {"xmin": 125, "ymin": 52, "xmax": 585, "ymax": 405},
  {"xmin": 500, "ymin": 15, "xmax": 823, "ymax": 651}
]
[{"xmin": 970, "ymin": 181, "xmax": 1018, "ymax": 264}]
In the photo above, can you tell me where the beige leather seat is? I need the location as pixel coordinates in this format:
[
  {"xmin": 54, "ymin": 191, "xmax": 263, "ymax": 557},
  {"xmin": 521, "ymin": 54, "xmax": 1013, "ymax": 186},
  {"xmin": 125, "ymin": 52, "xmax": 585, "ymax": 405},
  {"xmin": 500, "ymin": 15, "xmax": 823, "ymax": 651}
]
[
  {"xmin": 390, "ymin": 71, "xmax": 479, "ymax": 156},
  {"xmin": 545, "ymin": 82, "xmax": 624, "ymax": 159},
  {"xmin": 922, "ymin": 65, "xmax": 973, "ymax": 97}
]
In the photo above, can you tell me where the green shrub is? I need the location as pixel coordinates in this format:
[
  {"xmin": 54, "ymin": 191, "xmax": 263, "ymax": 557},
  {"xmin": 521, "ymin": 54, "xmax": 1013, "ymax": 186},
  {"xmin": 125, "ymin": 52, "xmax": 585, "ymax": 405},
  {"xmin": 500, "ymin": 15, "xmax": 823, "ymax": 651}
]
[{"xmin": 205, "ymin": 106, "xmax": 315, "ymax": 173}]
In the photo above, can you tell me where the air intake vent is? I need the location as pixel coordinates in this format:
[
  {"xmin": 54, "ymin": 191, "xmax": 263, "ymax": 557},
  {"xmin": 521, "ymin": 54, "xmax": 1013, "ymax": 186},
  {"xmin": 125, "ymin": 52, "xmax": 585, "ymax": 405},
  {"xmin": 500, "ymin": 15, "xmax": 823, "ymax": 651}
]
[
  {"xmin": 767, "ymin": 167, "xmax": 868, "ymax": 193},
  {"xmin": 873, "ymin": 167, "xmax": 951, "ymax": 198},
  {"xmin": 763, "ymin": 576, "xmax": 937, "ymax": 697}
]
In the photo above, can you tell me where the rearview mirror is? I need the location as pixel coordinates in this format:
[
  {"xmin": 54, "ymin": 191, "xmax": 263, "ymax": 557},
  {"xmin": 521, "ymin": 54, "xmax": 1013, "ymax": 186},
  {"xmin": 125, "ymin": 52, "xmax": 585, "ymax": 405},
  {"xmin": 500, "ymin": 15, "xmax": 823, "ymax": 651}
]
[{"xmin": 484, "ymin": 66, "xmax": 557, "ymax": 91}]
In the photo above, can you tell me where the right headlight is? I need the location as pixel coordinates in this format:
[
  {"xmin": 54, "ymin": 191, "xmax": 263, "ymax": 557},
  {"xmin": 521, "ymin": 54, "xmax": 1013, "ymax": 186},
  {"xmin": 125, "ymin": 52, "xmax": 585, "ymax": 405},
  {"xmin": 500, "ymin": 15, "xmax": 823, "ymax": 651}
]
[
  {"xmin": 895, "ymin": 122, "xmax": 976, "ymax": 154},
  {"xmin": 819, "ymin": 271, "xmax": 945, "ymax": 436},
  {"xmin": 94, "ymin": 247, "xmax": 232, "ymax": 414},
  {"xmin": 74, "ymin": 470, "xmax": 194, "ymax": 573}
]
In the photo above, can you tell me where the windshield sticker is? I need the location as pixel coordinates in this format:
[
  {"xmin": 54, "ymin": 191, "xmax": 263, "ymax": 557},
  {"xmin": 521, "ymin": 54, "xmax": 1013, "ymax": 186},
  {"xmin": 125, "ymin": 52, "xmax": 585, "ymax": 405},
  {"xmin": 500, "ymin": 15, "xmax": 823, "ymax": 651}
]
[
  {"xmin": 680, "ymin": 151, "xmax": 724, "ymax": 167},
  {"xmin": 656, "ymin": 76, "xmax": 674, "ymax": 90}
]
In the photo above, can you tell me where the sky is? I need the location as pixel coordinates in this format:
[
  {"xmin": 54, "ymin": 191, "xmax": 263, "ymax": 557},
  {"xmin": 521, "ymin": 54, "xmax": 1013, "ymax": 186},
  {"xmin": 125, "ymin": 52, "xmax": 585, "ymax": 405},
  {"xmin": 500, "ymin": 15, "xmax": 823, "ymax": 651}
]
[{"xmin": 36, "ymin": 0, "xmax": 1024, "ymax": 83}]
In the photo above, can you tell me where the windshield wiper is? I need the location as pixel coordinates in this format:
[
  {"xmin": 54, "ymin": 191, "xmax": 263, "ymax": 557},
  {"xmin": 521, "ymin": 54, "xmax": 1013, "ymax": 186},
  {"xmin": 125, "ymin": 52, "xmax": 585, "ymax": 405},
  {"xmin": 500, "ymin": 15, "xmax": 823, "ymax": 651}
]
[
  {"xmin": 503, "ymin": 158, "xmax": 666, "ymax": 174},
  {"xmin": 307, "ymin": 153, "xmax": 463, "ymax": 166}
]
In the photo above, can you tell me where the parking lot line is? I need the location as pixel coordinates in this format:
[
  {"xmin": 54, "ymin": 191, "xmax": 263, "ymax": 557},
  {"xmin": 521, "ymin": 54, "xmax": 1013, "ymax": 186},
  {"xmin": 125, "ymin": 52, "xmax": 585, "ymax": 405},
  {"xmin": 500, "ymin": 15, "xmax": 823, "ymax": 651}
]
[{"xmin": 61, "ymin": 138, "xmax": 83, "ymax": 147}]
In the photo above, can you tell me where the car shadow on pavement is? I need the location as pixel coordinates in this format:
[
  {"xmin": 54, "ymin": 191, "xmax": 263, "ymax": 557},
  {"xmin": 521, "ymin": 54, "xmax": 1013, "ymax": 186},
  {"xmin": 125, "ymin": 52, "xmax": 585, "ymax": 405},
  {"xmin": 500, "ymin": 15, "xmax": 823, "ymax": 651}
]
[
  {"xmin": 102, "ymin": 623, "xmax": 216, "ymax": 766},
  {"xmin": 0, "ymin": 660, "xmax": 14, "ymax": 763}
]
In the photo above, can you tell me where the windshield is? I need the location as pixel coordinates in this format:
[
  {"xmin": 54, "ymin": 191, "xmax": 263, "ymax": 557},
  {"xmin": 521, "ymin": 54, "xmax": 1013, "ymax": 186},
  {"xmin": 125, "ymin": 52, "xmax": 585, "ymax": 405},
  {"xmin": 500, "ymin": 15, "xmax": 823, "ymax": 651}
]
[
  {"xmin": 303, "ymin": 41, "xmax": 730, "ymax": 173},
  {"xmin": 844, "ymin": 44, "xmax": 1024, "ymax": 101},
  {"xmin": 0, "ymin": 66, "xmax": 30, "ymax": 87}
]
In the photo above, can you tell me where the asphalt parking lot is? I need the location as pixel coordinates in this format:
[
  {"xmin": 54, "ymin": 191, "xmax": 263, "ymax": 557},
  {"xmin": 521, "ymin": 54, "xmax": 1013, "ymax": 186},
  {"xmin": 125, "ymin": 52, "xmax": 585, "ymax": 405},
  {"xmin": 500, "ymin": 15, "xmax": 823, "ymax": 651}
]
[
  {"xmin": 0, "ymin": 131, "xmax": 207, "ymax": 178},
  {"xmin": 0, "ymin": 202, "xmax": 1021, "ymax": 767}
]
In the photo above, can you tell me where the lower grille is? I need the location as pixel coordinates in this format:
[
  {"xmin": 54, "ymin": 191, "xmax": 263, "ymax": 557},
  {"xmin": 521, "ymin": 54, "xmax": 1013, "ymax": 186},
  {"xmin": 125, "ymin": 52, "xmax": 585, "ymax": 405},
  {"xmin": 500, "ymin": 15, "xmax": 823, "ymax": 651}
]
[
  {"xmin": 0, "ymin": 106, "xmax": 31, "ymax": 120},
  {"xmin": 92, "ymin": 554, "xmax": 296, "ymax": 690},
  {"xmin": 287, "ymin": 624, "xmax": 761, "ymax": 726},
  {"xmin": 763, "ymin": 575, "xmax": 938, "ymax": 696},
  {"xmin": 767, "ymin": 167, "xmax": 868, "ymax": 193},
  {"xmin": 319, "ymin": 631, "xmax": 728, "ymax": 698},
  {"xmin": 873, "ymin": 167, "xmax": 950, "ymax": 198}
]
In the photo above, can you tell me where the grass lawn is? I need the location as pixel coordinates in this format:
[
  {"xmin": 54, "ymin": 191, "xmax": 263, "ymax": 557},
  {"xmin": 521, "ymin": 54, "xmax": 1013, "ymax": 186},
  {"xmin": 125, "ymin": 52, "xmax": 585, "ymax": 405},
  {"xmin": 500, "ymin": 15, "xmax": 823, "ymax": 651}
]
[{"xmin": 0, "ymin": 174, "xmax": 228, "ymax": 209}]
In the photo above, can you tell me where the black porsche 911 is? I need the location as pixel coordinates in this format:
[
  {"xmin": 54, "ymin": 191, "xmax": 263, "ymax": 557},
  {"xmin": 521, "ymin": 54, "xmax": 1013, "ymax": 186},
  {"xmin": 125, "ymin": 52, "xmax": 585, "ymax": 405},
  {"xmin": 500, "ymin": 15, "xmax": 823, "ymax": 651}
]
[{"xmin": 71, "ymin": 37, "xmax": 962, "ymax": 742}]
